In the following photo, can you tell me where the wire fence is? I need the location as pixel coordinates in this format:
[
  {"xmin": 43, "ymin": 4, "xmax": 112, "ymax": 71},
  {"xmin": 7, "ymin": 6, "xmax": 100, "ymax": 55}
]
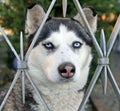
[{"xmin": 0, "ymin": 0, "xmax": 120, "ymax": 111}]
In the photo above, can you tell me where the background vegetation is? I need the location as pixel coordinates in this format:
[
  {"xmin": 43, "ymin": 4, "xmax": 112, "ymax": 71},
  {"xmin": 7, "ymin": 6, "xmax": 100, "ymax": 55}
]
[{"xmin": 0, "ymin": 0, "xmax": 120, "ymax": 70}]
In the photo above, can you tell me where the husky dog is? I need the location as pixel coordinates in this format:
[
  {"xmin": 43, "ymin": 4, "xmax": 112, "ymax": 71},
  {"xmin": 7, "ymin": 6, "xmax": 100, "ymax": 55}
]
[{"xmin": 0, "ymin": 4, "xmax": 97, "ymax": 111}]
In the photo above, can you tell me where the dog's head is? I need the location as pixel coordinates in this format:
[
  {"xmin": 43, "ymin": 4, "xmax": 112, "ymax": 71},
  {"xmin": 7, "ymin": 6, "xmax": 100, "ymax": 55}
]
[{"xmin": 25, "ymin": 4, "xmax": 97, "ymax": 92}]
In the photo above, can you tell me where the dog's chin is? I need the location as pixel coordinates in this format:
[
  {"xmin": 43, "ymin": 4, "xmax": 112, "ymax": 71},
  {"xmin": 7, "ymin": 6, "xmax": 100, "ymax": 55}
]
[
  {"xmin": 28, "ymin": 69, "xmax": 87, "ymax": 94},
  {"xmin": 46, "ymin": 74, "xmax": 79, "ymax": 84},
  {"xmin": 51, "ymin": 75, "xmax": 80, "ymax": 83},
  {"xmin": 30, "ymin": 76, "xmax": 86, "ymax": 95},
  {"xmin": 58, "ymin": 77, "xmax": 74, "ymax": 82}
]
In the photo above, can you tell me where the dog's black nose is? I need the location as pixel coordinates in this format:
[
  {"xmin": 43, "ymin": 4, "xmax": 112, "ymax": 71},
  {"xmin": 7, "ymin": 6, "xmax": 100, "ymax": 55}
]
[{"xmin": 58, "ymin": 62, "xmax": 75, "ymax": 79}]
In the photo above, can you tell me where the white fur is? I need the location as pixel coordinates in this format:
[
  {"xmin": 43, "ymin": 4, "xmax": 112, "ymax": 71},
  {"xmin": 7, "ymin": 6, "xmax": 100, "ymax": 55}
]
[
  {"xmin": 28, "ymin": 24, "xmax": 92, "ymax": 91},
  {"xmin": 28, "ymin": 24, "xmax": 92, "ymax": 94}
]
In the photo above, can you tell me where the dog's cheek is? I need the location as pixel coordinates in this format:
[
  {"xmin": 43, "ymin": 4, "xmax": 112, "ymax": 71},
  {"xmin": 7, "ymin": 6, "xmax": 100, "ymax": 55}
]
[
  {"xmin": 73, "ymin": 45, "xmax": 92, "ymax": 78},
  {"xmin": 78, "ymin": 45, "xmax": 91, "ymax": 68},
  {"xmin": 42, "ymin": 55, "xmax": 59, "ymax": 82},
  {"xmin": 28, "ymin": 46, "xmax": 46, "ymax": 70},
  {"xmin": 78, "ymin": 47, "xmax": 92, "ymax": 85}
]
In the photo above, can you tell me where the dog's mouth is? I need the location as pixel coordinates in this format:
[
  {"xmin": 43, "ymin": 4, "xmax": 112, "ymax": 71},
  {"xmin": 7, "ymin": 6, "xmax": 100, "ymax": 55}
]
[{"xmin": 59, "ymin": 77, "xmax": 74, "ymax": 82}]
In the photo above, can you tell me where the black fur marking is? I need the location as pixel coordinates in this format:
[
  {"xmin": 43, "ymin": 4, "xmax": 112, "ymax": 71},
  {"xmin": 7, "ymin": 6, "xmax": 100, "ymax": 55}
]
[
  {"xmin": 27, "ymin": 3, "xmax": 37, "ymax": 9},
  {"xmin": 27, "ymin": 18, "xmax": 93, "ymax": 48},
  {"xmin": 88, "ymin": 7, "xmax": 97, "ymax": 16},
  {"xmin": 24, "ymin": 88, "xmax": 38, "ymax": 111}
]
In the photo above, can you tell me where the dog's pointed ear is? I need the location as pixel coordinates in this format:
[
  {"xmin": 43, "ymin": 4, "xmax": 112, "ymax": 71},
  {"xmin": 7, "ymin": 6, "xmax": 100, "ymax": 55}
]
[
  {"xmin": 25, "ymin": 4, "xmax": 45, "ymax": 37},
  {"xmin": 74, "ymin": 7, "xmax": 97, "ymax": 33}
]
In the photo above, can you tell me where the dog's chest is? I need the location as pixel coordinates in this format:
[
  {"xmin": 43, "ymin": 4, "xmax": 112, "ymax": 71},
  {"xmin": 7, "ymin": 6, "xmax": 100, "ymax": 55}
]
[{"xmin": 33, "ymin": 91, "xmax": 84, "ymax": 111}]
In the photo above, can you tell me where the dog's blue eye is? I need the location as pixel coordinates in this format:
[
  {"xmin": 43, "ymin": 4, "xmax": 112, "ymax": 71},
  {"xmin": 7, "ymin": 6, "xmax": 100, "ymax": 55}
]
[
  {"xmin": 72, "ymin": 41, "xmax": 82, "ymax": 49},
  {"xmin": 43, "ymin": 42, "xmax": 55, "ymax": 50}
]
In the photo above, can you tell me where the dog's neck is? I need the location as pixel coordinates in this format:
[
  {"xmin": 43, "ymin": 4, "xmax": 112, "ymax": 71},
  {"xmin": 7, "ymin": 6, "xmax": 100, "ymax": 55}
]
[
  {"xmin": 26, "ymin": 68, "xmax": 88, "ymax": 110},
  {"xmin": 28, "ymin": 69, "xmax": 88, "ymax": 95},
  {"xmin": 1, "ymin": 78, "xmax": 84, "ymax": 111},
  {"xmin": 24, "ymin": 73, "xmax": 84, "ymax": 111},
  {"xmin": 31, "ymin": 87, "xmax": 84, "ymax": 111}
]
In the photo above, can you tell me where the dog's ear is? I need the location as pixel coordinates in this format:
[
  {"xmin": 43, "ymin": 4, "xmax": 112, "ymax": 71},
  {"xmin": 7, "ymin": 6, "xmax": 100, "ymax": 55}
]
[
  {"xmin": 74, "ymin": 7, "xmax": 97, "ymax": 33},
  {"xmin": 25, "ymin": 4, "xmax": 45, "ymax": 38}
]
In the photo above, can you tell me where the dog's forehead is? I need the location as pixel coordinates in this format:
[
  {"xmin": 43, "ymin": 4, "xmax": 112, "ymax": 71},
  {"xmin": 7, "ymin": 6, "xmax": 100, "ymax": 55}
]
[
  {"xmin": 33, "ymin": 18, "xmax": 92, "ymax": 47},
  {"xmin": 43, "ymin": 24, "xmax": 83, "ymax": 44}
]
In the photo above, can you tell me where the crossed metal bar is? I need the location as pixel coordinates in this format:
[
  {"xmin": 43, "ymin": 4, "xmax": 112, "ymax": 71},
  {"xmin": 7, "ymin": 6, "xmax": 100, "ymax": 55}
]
[{"xmin": 0, "ymin": 0, "xmax": 120, "ymax": 111}]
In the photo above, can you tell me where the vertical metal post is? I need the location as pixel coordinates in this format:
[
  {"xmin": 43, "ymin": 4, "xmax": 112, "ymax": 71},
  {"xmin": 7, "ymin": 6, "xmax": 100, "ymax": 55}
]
[
  {"xmin": 62, "ymin": 0, "xmax": 67, "ymax": 17},
  {"xmin": 20, "ymin": 32, "xmax": 25, "ymax": 104},
  {"xmin": 100, "ymin": 29, "xmax": 107, "ymax": 95}
]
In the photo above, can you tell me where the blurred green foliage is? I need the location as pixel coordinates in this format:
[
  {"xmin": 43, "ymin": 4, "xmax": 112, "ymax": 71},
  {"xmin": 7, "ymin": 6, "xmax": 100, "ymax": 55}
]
[
  {"xmin": 0, "ymin": 0, "xmax": 119, "ymax": 36},
  {"xmin": 0, "ymin": 0, "xmax": 120, "ymax": 69}
]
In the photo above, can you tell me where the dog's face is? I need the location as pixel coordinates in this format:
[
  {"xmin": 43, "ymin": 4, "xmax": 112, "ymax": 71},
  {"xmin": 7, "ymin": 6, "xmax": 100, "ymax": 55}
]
[{"xmin": 25, "ymin": 4, "xmax": 97, "ymax": 92}]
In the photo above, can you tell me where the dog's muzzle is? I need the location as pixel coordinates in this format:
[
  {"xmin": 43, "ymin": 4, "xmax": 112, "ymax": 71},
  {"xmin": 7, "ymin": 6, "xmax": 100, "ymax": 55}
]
[{"xmin": 58, "ymin": 62, "xmax": 75, "ymax": 79}]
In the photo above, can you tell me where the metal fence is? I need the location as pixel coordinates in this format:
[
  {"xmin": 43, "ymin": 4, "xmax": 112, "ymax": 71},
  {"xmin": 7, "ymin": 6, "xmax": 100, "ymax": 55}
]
[{"xmin": 0, "ymin": 0, "xmax": 120, "ymax": 111}]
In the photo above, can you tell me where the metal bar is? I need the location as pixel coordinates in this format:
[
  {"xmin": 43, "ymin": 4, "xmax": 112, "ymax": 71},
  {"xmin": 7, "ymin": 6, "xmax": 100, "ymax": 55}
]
[
  {"xmin": 100, "ymin": 29, "xmax": 108, "ymax": 95},
  {"xmin": 25, "ymin": 71, "xmax": 50, "ymax": 111},
  {"xmin": 25, "ymin": 0, "xmax": 56, "ymax": 61},
  {"xmin": 101, "ymin": 66, "xmax": 108, "ymax": 95},
  {"xmin": 107, "ymin": 66, "xmax": 120, "ymax": 101},
  {"xmin": 0, "ymin": 26, "xmax": 20, "ymax": 61},
  {"xmin": 21, "ymin": 71, "xmax": 25, "ymax": 104},
  {"xmin": 62, "ymin": 0, "xmax": 67, "ymax": 17},
  {"xmin": 73, "ymin": 0, "xmax": 103, "ymax": 58},
  {"xmin": 107, "ymin": 15, "xmax": 120, "ymax": 57},
  {"xmin": 78, "ymin": 65, "xmax": 103, "ymax": 111},
  {"xmin": 20, "ymin": 31, "xmax": 24, "ymax": 60},
  {"xmin": 0, "ymin": 71, "xmax": 20, "ymax": 110},
  {"xmin": 20, "ymin": 31, "xmax": 25, "ymax": 104},
  {"xmin": 100, "ymin": 29, "xmax": 107, "ymax": 56}
]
